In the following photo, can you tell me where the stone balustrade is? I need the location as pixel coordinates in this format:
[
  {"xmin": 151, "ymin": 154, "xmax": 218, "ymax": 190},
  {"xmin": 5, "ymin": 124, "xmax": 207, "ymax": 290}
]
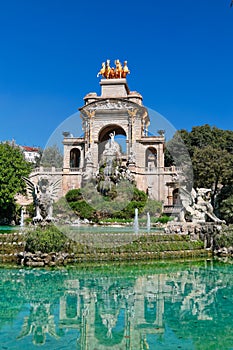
[{"xmin": 31, "ymin": 167, "xmax": 63, "ymax": 175}]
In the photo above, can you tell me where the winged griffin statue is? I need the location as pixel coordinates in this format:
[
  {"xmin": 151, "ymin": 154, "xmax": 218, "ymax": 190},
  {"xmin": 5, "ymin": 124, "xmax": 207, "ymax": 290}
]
[
  {"xmin": 23, "ymin": 176, "xmax": 61, "ymax": 223},
  {"xmin": 179, "ymin": 187, "xmax": 224, "ymax": 223}
]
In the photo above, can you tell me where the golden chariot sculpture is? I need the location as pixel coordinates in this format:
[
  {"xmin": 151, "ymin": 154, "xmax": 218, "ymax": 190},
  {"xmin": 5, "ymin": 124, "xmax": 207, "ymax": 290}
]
[{"xmin": 97, "ymin": 59, "xmax": 130, "ymax": 79}]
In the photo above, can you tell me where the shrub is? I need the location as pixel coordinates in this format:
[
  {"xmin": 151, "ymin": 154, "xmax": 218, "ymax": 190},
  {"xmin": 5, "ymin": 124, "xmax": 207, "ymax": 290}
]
[
  {"xmin": 132, "ymin": 187, "xmax": 147, "ymax": 203},
  {"xmin": 219, "ymin": 195, "xmax": 233, "ymax": 224},
  {"xmin": 155, "ymin": 215, "xmax": 173, "ymax": 224},
  {"xmin": 25, "ymin": 202, "xmax": 35, "ymax": 218},
  {"xmin": 214, "ymin": 230, "xmax": 233, "ymax": 249},
  {"xmin": 64, "ymin": 186, "xmax": 148, "ymax": 221},
  {"xmin": 141, "ymin": 199, "xmax": 162, "ymax": 217},
  {"xmin": 69, "ymin": 200, "xmax": 95, "ymax": 220},
  {"xmin": 65, "ymin": 189, "xmax": 83, "ymax": 202},
  {"xmin": 100, "ymin": 217, "xmax": 133, "ymax": 223},
  {"xmin": 25, "ymin": 225, "xmax": 68, "ymax": 253},
  {"xmin": 114, "ymin": 188, "xmax": 148, "ymax": 219}
]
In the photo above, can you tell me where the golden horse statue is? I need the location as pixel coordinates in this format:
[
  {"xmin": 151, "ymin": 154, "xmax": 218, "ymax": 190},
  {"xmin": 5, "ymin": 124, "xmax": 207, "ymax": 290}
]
[
  {"xmin": 104, "ymin": 59, "xmax": 111, "ymax": 78},
  {"xmin": 97, "ymin": 59, "xmax": 130, "ymax": 79},
  {"xmin": 97, "ymin": 62, "xmax": 106, "ymax": 77},
  {"xmin": 114, "ymin": 59, "xmax": 123, "ymax": 78},
  {"xmin": 122, "ymin": 60, "xmax": 130, "ymax": 78}
]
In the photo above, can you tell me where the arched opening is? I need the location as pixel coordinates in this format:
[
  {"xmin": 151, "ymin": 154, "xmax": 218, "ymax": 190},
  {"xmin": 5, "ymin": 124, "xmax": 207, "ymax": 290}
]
[
  {"xmin": 146, "ymin": 147, "xmax": 157, "ymax": 170},
  {"xmin": 173, "ymin": 188, "xmax": 181, "ymax": 205},
  {"xmin": 144, "ymin": 297, "xmax": 156, "ymax": 324},
  {"xmin": 98, "ymin": 124, "xmax": 127, "ymax": 162},
  {"xmin": 65, "ymin": 294, "xmax": 78, "ymax": 319},
  {"xmin": 70, "ymin": 148, "xmax": 80, "ymax": 168}
]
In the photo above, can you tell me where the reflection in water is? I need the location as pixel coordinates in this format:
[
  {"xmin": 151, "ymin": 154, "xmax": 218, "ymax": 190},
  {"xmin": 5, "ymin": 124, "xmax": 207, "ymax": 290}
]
[
  {"xmin": 0, "ymin": 260, "xmax": 233, "ymax": 349},
  {"xmin": 17, "ymin": 302, "xmax": 59, "ymax": 345}
]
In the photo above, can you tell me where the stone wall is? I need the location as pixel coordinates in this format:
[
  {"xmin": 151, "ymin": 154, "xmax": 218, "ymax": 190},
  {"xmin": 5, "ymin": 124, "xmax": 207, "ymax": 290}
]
[{"xmin": 165, "ymin": 222, "xmax": 223, "ymax": 249}]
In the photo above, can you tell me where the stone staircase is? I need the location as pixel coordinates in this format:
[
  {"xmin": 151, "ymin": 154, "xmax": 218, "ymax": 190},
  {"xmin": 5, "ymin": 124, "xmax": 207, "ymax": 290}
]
[
  {"xmin": 69, "ymin": 233, "xmax": 210, "ymax": 262},
  {"xmin": 0, "ymin": 231, "xmax": 211, "ymax": 265},
  {"xmin": 0, "ymin": 233, "xmax": 25, "ymax": 262}
]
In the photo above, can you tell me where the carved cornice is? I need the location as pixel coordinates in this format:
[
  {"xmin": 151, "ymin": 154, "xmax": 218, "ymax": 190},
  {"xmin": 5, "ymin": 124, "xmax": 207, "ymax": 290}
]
[{"xmin": 80, "ymin": 99, "xmax": 147, "ymax": 118}]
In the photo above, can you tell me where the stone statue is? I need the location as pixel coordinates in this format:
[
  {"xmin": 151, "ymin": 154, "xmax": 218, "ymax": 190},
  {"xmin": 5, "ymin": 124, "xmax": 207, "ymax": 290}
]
[
  {"xmin": 179, "ymin": 187, "xmax": 224, "ymax": 223},
  {"xmin": 101, "ymin": 131, "xmax": 119, "ymax": 156},
  {"xmin": 82, "ymin": 150, "xmax": 94, "ymax": 185},
  {"xmin": 109, "ymin": 131, "xmax": 115, "ymax": 147},
  {"xmin": 85, "ymin": 150, "xmax": 93, "ymax": 163},
  {"xmin": 101, "ymin": 314, "xmax": 117, "ymax": 338},
  {"xmin": 127, "ymin": 108, "xmax": 138, "ymax": 121},
  {"xmin": 23, "ymin": 176, "xmax": 61, "ymax": 223},
  {"xmin": 128, "ymin": 148, "xmax": 136, "ymax": 164}
]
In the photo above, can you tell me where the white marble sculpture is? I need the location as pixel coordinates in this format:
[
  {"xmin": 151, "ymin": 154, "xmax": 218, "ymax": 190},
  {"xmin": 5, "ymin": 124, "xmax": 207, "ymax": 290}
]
[
  {"xmin": 23, "ymin": 176, "xmax": 61, "ymax": 223},
  {"xmin": 179, "ymin": 187, "xmax": 224, "ymax": 223}
]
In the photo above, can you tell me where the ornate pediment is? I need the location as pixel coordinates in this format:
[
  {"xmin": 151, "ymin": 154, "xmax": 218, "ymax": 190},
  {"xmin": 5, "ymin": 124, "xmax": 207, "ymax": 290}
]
[{"xmin": 80, "ymin": 99, "xmax": 147, "ymax": 119}]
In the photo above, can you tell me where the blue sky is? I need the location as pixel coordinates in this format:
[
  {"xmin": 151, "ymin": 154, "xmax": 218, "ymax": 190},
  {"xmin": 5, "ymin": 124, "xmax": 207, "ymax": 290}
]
[{"xmin": 0, "ymin": 0, "xmax": 232, "ymax": 148}]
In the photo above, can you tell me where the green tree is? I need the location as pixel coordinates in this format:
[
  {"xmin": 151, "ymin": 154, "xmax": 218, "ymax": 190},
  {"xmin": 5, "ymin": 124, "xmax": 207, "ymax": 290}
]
[
  {"xmin": 166, "ymin": 125, "xmax": 233, "ymax": 214},
  {"xmin": 192, "ymin": 146, "xmax": 233, "ymax": 199},
  {"xmin": 40, "ymin": 145, "xmax": 63, "ymax": 168},
  {"xmin": 165, "ymin": 129, "xmax": 191, "ymax": 166},
  {"xmin": 167, "ymin": 125, "xmax": 233, "ymax": 162},
  {"xmin": 33, "ymin": 147, "xmax": 43, "ymax": 168},
  {"xmin": 0, "ymin": 142, "xmax": 31, "ymax": 222},
  {"xmin": 219, "ymin": 196, "xmax": 233, "ymax": 224},
  {"xmin": 165, "ymin": 130, "xmax": 193, "ymax": 190},
  {"xmin": 215, "ymin": 185, "xmax": 233, "ymax": 223},
  {"xmin": 183, "ymin": 125, "xmax": 233, "ymax": 157}
]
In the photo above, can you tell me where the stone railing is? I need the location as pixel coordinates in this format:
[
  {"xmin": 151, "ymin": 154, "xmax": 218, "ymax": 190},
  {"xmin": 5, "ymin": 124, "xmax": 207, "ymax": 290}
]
[
  {"xmin": 31, "ymin": 167, "xmax": 84, "ymax": 176},
  {"xmin": 164, "ymin": 166, "xmax": 183, "ymax": 172},
  {"xmin": 131, "ymin": 166, "xmax": 183, "ymax": 174},
  {"xmin": 31, "ymin": 167, "xmax": 63, "ymax": 175},
  {"xmin": 31, "ymin": 165, "xmax": 183, "ymax": 175},
  {"xmin": 69, "ymin": 167, "xmax": 82, "ymax": 172},
  {"xmin": 163, "ymin": 205, "xmax": 183, "ymax": 214}
]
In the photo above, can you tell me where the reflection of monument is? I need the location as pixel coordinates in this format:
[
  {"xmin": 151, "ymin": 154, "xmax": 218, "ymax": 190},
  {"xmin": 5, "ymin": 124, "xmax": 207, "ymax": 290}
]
[
  {"xmin": 11, "ymin": 263, "xmax": 232, "ymax": 349},
  {"xmin": 61, "ymin": 59, "xmax": 180, "ymax": 206},
  {"xmin": 56, "ymin": 269, "xmax": 223, "ymax": 349},
  {"xmin": 17, "ymin": 302, "xmax": 59, "ymax": 345}
]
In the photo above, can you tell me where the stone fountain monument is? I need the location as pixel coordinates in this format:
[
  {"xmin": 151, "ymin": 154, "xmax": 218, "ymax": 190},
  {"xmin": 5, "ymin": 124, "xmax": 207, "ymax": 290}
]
[{"xmin": 61, "ymin": 59, "xmax": 183, "ymax": 213}]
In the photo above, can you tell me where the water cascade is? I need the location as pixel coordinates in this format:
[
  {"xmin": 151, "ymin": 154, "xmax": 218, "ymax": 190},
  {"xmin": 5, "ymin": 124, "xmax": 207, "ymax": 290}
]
[
  {"xmin": 20, "ymin": 208, "xmax": 24, "ymax": 227},
  {"xmin": 147, "ymin": 212, "xmax": 151, "ymax": 232},
  {"xmin": 134, "ymin": 208, "xmax": 139, "ymax": 233}
]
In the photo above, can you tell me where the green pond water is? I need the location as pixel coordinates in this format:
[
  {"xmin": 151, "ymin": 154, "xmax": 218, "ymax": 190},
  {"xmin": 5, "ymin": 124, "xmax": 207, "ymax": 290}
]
[
  {"xmin": 0, "ymin": 226, "xmax": 21, "ymax": 234},
  {"xmin": 0, "ymin": 259, "xmax": 233, "ymax": 350}
]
